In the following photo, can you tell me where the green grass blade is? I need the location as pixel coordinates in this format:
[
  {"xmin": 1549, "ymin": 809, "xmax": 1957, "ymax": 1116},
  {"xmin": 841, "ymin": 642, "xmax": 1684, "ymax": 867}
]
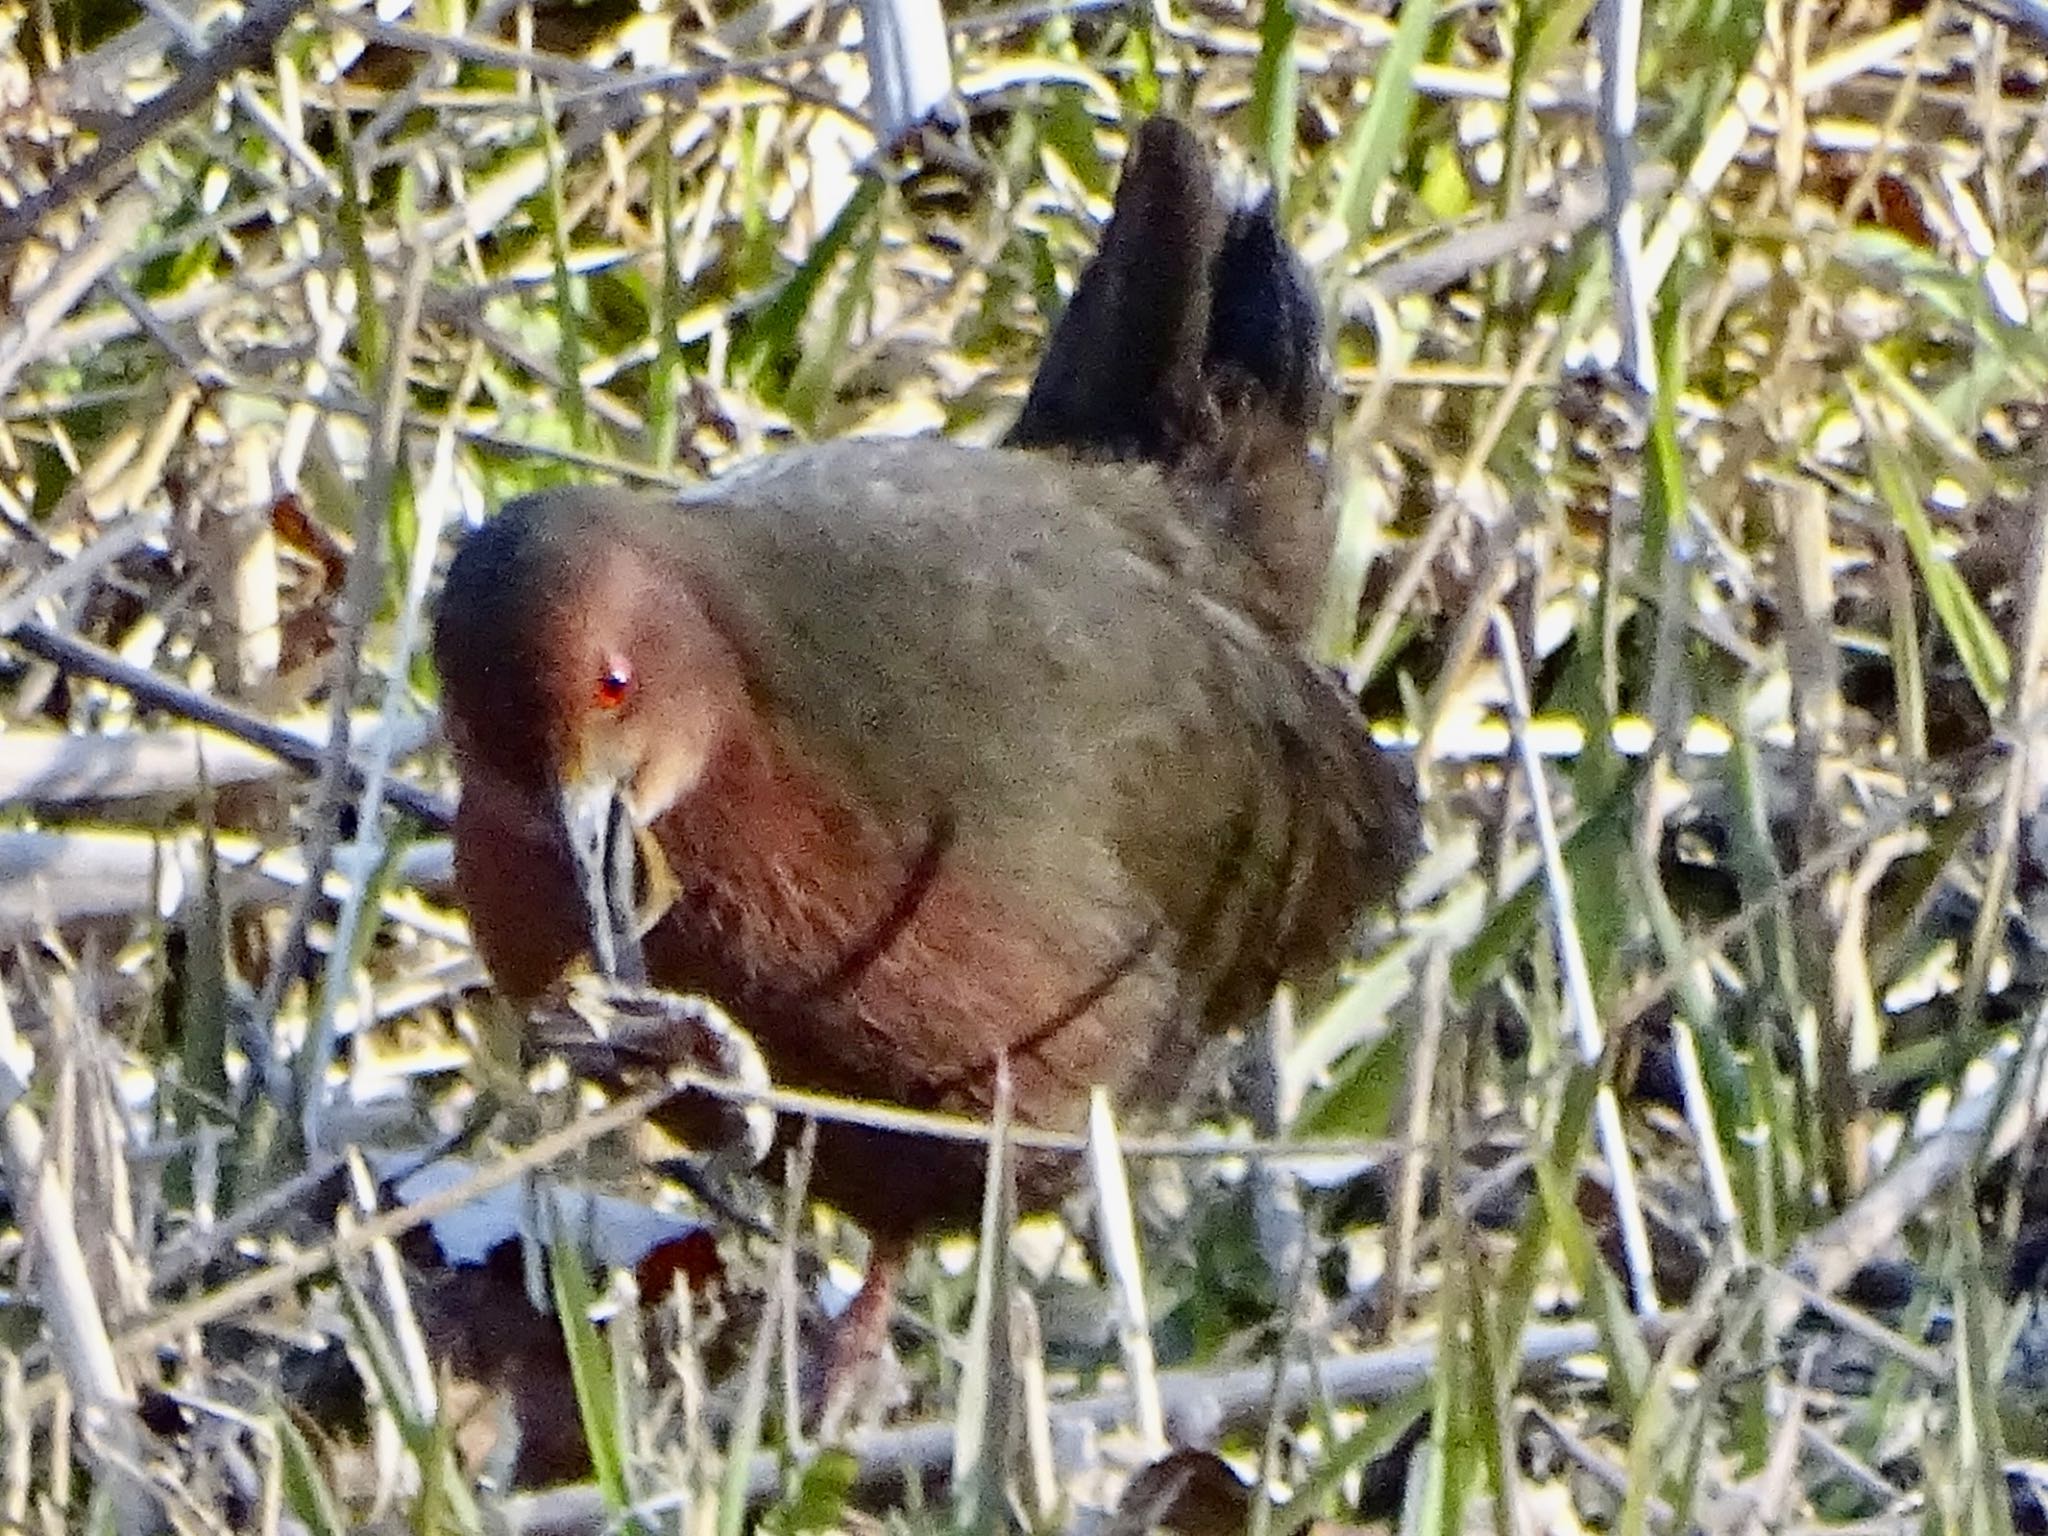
[
  {"xmin": 544, "ymin": 1220, "xmax": 629, "ymax": 1507},
  {"xmin": 1333, "ymin": 0, "xmax": 1439, "ymax": 242},
  {"xmin": 1862, "ymin": 388, "xmax": 2010, "ymax": 715},
  {"xmin": 1252, "ymin": 0, "xmax": 1300, "ymax": 202}
]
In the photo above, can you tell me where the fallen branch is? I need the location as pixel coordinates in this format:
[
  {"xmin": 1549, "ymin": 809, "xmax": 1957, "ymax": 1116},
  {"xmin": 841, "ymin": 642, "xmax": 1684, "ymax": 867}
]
[
  {"xmin": 501, "ymin": 1319, "xmax": 1619, "ymax": 1532},
  {"xmin": 5, "ymin": 620, "xmax": 452, "ymax": 831}
]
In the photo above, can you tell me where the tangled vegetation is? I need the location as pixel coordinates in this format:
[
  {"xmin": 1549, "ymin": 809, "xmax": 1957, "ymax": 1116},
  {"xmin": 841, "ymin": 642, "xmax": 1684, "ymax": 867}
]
[{"xmin": 4, "ymin": 0, "xmax": 2048, "ymax": 1531}]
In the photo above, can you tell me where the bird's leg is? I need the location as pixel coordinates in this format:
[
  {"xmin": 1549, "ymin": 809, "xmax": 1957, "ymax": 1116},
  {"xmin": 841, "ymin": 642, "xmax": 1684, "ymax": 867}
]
[{"xmin": 814, "ymin": 1232, "xmax": 910, "ymax": 1439}]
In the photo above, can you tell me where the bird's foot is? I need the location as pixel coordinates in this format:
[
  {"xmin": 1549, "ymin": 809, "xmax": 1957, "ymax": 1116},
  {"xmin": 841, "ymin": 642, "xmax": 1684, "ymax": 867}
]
[{"xmin": 530, "ymin": 978, "xmax": 776, "ymax": 1168}]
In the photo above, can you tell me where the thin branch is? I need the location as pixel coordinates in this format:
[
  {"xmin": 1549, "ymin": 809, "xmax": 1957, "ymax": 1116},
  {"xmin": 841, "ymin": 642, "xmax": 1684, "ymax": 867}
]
[
  {"xmin": 0, "ymin": 0, "xmax": 306, "ymax": 264},
  {"xmin": 293, "ymin": 244, "xmax": 435, "ymax": 1152},
  {"xmin": 13, "ymin": 1080, "xmax": 685, "ymax": 1417},
  {"xmin": 503, "ymin": 1316, "xmax": 1634, "ymax": 1531},
  {"xmin": 1490, "ymin": 608, "xmax": 1662, "ymax": 1317},
  {"xmin": 1595, "ymin": 0, "xmax": 1656, "ymax": 390},
  {"xmin": 0, "ymin": 192, "xmax": 154, "ymax": 399},
  {"xmin": 2, "ymin": 620, "xmax": 452, "ymax": 831}
]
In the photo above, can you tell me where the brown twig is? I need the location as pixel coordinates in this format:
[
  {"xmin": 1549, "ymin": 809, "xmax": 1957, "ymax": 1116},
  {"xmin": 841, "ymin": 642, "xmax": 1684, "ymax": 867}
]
[
  {"xmin": 0, "ymin": 0, "xmax": 306, "ymax": 265},
  {"xmin": 2, "ymin": 620, "xmax": 453, "ymax": 830},
  {"xmin": 502, "ymin": 1316, "xmax": 1633, "ymax": 1531}
]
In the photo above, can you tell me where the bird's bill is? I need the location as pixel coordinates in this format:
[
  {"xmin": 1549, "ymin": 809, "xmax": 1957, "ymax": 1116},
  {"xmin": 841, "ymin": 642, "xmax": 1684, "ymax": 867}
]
[{"xmin": 560, "ymin": 777, "xmax": 648, "ymax": 988}]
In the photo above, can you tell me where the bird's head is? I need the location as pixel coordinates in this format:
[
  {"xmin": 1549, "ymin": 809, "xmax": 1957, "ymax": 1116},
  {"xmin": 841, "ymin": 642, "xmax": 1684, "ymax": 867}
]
[{"xmin": 434, "ymin": 489, "xmax": 747, "ymax": 984}]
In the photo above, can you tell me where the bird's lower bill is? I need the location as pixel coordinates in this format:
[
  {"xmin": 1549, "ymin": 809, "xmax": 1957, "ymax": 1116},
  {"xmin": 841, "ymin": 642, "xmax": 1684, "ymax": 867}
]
[{"xmin": 560, "ymin": 779, "xmax": 648, "ymax": 987}]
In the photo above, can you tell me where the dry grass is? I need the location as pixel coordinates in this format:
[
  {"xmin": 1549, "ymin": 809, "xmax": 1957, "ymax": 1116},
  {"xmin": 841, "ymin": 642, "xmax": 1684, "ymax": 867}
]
[{"xmin": 4, "ymin": 0, "xmax": 2048, "ymax": 1531}]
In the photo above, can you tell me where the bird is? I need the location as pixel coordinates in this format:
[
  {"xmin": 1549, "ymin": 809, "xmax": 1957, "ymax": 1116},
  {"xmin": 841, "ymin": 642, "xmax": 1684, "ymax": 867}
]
[{"xmin": 431, "ymin": 116, "xmax": 1420, "ymax": 1407}]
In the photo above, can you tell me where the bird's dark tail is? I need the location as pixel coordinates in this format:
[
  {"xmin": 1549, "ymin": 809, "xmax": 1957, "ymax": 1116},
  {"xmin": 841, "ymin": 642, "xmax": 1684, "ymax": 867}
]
[{"xmin": 1004, "ymin": 118, "xmax": 1332, "ymax": 641}]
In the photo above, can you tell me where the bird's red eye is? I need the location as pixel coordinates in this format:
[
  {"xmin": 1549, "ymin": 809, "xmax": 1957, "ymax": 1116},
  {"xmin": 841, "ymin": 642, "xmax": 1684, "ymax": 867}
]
[{"xmin": 593, "ymin": 658, "xmax": 635, "ymax": 711}]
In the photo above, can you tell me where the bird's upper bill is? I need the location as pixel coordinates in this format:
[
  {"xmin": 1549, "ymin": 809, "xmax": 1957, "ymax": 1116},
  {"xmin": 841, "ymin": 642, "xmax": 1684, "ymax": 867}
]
[{"xmin": 559, "ymin": 772, "xmax": 647, "ymax": 989}]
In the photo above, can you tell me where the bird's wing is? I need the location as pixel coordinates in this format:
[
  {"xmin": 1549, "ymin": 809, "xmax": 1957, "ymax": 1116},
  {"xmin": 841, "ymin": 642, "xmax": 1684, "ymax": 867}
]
[{"xmin": 670, "ymin": 439, "xmax": 1417, "ymax": 1018}]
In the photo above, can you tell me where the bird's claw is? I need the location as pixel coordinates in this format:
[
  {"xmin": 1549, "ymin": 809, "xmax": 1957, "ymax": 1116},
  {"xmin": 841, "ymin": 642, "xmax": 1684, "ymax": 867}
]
[{"xmin": 531, "ymin": 979, "xmax": 776, "ymax": 1168}]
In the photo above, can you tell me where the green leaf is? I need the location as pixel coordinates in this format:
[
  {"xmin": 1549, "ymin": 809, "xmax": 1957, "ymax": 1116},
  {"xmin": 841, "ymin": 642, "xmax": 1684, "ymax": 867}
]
[
  {"xmin": 735, "ymin": 172, "xmax": 887, "ymax": 401},
  {"xmin": 173, "ymin": 801, "xmax": 231, "ymax": 1116},
  {"xmin": 1333, "ymin": 0, "xmax": 1439, "ymax": 242},
  {"xmin": 275, "ymin": 1410, "xmax": 349, "ymax": 1536},
  {"xmin": 546, "ymin": 1219, "xmax": 629, "ymax": 1507},
  {"xmin": 1862, "ymin": 388, "xmax": 2010, "ymax": 715},
  {"xmin": 785, "ymin": 184, "xmax": 884, "ymax": 430},
  {"xmin": 1296, "ymin": 1027, "xmax": 1408, "ymax": 1139},
  {"xmin": 772, "ymin": 1447, "xmax": 859, "ymax": 1532},
  {"xmin": 1252, "ymin": 0, "xmax": 1300, "ymax": 203},
  {"xmin": 1271, "ymin": 1387, "xmax": 1430, "ymax": 1536},
  {"xmin": 535, "ymin": 85, "xmax": 589, "ymax": 448}
]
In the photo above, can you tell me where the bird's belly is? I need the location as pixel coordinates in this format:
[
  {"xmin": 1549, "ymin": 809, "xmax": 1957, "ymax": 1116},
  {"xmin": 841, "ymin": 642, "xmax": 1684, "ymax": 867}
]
[
  {"xmin": 638, "ymin": 862, "xmax": 1201, "ymax": 1233},
  {"xmin": 800, "ymin": 1119, "xmax": 1085, "ymax": 1238}
]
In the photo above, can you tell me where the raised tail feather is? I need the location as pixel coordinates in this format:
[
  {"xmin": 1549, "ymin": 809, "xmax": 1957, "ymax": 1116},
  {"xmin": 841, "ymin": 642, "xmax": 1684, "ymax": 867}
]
[{"xmin": 1005, "ymin": 117, "xmax": 1333, "ymax": 640}]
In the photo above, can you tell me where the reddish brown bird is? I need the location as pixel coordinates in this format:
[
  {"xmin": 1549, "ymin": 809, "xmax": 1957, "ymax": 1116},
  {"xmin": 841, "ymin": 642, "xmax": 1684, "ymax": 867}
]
[{"xmin": 432, "ymin": 119, "xmax": 1418, "ymax": 1390}]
